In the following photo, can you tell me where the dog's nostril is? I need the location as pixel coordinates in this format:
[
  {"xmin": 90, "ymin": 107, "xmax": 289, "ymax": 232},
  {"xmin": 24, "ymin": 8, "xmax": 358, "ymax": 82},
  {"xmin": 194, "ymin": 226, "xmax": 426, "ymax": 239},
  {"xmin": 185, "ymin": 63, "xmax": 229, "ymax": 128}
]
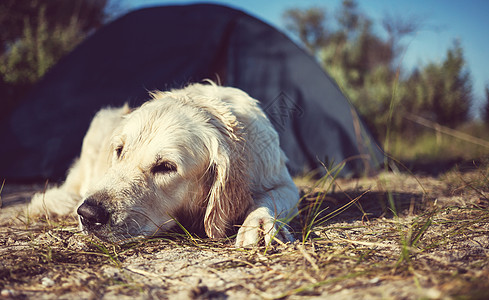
[{"xmin": 77, "ymin": 200, "xmax": 109, "ymax": 227}]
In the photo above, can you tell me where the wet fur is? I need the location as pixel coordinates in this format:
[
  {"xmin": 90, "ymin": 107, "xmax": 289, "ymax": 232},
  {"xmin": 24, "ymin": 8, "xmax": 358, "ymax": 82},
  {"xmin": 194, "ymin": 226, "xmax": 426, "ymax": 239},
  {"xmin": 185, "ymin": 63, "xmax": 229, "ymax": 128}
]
[{"xmin": 29, "ymin": 82, "xmax": 299, "ymax": 247}]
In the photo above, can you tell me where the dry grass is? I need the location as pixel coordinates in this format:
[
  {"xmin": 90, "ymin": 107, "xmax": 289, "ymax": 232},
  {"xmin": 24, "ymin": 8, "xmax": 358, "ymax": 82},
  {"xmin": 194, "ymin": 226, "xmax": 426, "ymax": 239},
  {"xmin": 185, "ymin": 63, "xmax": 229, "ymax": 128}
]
[{"xmin": 1, "ymin": 166, "xmax": 489, "ymax": 299}]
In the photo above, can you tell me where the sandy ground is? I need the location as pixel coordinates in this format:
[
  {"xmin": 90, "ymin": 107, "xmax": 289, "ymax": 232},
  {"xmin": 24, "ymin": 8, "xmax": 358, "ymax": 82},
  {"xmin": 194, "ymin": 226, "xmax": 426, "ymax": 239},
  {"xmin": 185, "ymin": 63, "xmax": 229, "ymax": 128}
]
[{"xmin": 1, "ymin": 170, "xmax": 488, "ymax": 299}]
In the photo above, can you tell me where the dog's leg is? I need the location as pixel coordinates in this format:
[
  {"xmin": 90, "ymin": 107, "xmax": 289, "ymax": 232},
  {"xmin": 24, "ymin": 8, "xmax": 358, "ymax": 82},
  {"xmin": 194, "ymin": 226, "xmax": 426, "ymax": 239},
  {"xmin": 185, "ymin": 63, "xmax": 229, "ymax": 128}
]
[
  {"xmin": 236, "ymin": 179, "xmax": 299, "ymax": 247},
  {"xmin": 29, "ymin": 105, "xmax": 129, "ymax": 217},
  {"xmin": 28, "ymin": 159, "xmax": 85, "ymax": 216}
]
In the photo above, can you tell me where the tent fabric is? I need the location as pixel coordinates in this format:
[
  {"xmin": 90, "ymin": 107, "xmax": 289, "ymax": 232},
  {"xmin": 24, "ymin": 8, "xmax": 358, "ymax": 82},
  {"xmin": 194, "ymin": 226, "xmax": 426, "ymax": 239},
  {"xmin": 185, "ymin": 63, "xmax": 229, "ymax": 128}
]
[{"xmin": 0, "ymin": 4, "xmax": 383, "ymax": 180}]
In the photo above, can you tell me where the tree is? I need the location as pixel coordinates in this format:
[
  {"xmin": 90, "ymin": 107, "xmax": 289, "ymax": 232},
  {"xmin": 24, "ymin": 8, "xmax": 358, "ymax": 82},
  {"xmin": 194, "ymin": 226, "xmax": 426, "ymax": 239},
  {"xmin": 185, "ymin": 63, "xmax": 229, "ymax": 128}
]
[
  {"xmin": 415, "ymin": 40, "xmax": 472, "ymax": 127},
  {"xmin": 0, "ymin": 0, "xmax": 108, "ymax": 53},
  {"xmin": 0, "ymin": 6, "xmax": 85, "ymax": 84},
  {"xmin": 336, "ymin": 0, "xmax": 360, "ymax": 36},
  {"xmin": 283, "ymin": 7, "xmax": 329, "ymax": 56},
  {"xmin": 382, "ymin": 12, "xmax": 422, "ymax": 66},
  {"xmin": 284, "ymin": 2, "xmax": 400, "ymax": 138},
  {"xmin": 0, "ymin": 0, "xmax": 109, "ymax": 83},
  {"xmin": 283, "ymin": 2, "xmax": 473, "ymax": 140},
  {"xmin": 483, "ymin": 84, "xmax": 489, "ymax": 124},
  {"xmin": 0, "ymin": 0, "xmax": 110, "ymax": 120}
]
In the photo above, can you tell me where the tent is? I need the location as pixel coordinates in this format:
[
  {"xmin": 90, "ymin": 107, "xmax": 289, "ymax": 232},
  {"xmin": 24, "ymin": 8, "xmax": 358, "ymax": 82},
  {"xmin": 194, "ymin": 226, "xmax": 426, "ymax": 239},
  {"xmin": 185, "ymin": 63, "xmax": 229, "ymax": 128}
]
[{"xmin": 0, "ymin": 4, "xmax": 383, "ymax": 180}]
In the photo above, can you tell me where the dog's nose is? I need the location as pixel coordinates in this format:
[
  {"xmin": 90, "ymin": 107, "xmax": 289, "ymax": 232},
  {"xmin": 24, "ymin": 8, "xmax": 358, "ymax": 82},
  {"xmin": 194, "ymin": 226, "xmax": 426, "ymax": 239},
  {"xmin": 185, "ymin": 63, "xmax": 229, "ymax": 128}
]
[{"xmin": 77, "ymin": 199, "xmax": 109, "ymax": 228}]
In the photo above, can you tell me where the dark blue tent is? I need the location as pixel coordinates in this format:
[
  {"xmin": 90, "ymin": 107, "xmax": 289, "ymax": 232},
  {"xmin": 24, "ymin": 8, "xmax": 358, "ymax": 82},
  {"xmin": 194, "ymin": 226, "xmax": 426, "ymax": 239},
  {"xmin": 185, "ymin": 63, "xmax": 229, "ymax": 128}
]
[{"xmin": 0, "ymin": 4, "xmax": 382, "ymax": 180}]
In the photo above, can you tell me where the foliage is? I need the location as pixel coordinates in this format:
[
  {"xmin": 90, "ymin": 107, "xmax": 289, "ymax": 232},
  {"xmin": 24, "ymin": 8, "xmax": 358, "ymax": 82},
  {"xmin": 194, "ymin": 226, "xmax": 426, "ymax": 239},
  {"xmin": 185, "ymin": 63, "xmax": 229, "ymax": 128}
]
[
  {"xmin": 413, "ymin": 40, "xmax": 472, "ymax": 126},
  {"xmin": 283, "ymin": 0, "xmax": 473, "ymax": 141},
  {"xmin": 0, "ymin": 0, "xmax": 107, "ymax": 50},
  {"xmin": 0, "ymin": 7, "xmax": 84, "ymax": 85},
  {"xmin": 389, "ymin": 122, "xmax": 489, "ymax": 162},
  {"xmin": 283, "ymin": 7, "xmax": 329, "ymax": 56},
  {"xmin": 0, "ymin": 0, "xmax": 109, "ymax": 120},
  {"xmin": 483, "ymin": 84, "xmax": 489, "ymax": 123}
]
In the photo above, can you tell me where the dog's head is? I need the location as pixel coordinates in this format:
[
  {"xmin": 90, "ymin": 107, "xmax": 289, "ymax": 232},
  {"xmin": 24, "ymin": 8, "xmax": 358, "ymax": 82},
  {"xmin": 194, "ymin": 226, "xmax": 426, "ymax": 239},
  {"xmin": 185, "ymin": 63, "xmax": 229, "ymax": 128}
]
[{"xmin": 77, "ymin": 90, "xmax": 253, "ymax": 242}]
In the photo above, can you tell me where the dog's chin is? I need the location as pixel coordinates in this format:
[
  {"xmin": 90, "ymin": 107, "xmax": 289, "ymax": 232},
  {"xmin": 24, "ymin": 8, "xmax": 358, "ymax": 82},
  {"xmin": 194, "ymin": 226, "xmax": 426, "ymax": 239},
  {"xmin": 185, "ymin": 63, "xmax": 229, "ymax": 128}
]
[
  {"xmin": 78, "ymin": 221, "xmax": 163, "ymax": 244},
  {"xmin": 77, "ymin": 209, "xmax": 177, "ymax": 243},
  {"xmin": 79, "ymin": 226, "xmax": 136, "ymax": 244}
]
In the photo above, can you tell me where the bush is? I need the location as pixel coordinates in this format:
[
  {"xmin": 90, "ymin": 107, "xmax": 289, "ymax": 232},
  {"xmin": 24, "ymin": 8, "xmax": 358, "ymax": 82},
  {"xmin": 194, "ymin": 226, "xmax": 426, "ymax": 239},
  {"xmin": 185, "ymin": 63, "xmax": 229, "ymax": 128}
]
[
  {"xmin": 0, "ymin": 0, "xmax": 108, "ymax": 120},
  {"xmin": 284, "ymin": 2, "xmax": 473, "ymax": 142},
  {"xmin": 0, "ymin": 7, "xmax": 84, "ymax": 85}
]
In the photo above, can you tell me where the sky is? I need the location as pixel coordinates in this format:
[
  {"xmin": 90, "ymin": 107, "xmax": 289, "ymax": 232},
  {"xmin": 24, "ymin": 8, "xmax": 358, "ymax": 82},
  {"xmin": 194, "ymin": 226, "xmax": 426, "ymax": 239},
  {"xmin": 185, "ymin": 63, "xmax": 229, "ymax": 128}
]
[{"xmin": 115, "ymin": 0, "xmax": 489, "ymax": 118}]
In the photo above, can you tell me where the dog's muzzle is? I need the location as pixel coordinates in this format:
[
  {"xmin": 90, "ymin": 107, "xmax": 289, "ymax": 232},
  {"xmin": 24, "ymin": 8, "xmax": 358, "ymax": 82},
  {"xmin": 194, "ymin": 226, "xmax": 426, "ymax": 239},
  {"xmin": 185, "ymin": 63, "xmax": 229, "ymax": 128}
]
[{"xmin": 77, "ymin": 199, "xmax": 109, "ymax": 229}]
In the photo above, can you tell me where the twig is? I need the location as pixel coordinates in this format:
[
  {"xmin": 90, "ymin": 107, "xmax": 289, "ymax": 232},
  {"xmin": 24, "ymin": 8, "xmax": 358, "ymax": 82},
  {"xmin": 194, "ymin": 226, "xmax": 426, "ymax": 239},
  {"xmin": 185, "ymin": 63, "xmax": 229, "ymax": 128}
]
[
  {"xmin": 297, "ymin": 244, "xmax": 319, "ymax": 272},
  {"xmin": 404, "ymin": 113, "xmax": 489, "ymax": 148}
]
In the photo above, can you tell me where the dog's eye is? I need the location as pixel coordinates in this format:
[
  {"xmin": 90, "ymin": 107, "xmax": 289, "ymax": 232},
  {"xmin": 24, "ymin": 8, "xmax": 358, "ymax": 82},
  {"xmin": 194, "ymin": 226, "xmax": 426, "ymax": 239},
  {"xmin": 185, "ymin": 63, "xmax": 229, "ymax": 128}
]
[
  {"xmin": 115, "ymin": 145, "xmax": 123, "ymax": 159},
  {"xmin": 151, "ymin": 161, "xmax": 177, "ymax": 175}
]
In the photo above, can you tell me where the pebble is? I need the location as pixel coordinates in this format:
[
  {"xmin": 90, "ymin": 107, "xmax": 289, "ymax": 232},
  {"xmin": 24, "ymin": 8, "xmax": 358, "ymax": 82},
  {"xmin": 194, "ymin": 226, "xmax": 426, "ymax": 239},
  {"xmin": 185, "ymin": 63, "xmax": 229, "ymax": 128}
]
[
  {"xmin": 1, "ymin": 289, "xmax": 18, "ymax": 297},
  {"xmin": 42, "ymin": 277, "xmax": 55, "ymax": 287},
  {"xmin": 425, "ymin": 288, "xmax": 442, "ymax": 299},
  {"xmin": 369, "ymin": 277, "xmax": 380, "ymax": 284}
]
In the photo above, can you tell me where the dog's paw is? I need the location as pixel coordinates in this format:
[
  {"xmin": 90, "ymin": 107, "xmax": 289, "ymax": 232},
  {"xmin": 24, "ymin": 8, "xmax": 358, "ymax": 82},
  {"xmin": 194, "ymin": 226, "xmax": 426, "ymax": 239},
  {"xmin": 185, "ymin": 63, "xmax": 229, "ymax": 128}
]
[
  {"xmin": 235, "ymin": 207, "xmax": 293, "ymax": 248},
  {"xmin": 28, "ymin": 188, "xmax": 80, "ymax": 216}
]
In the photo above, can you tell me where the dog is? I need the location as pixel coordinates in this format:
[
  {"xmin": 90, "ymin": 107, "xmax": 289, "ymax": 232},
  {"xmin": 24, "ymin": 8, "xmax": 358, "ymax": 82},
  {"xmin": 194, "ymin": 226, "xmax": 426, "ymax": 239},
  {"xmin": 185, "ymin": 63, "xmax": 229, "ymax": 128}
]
[{"xmin": 29, "ymin": 82, "xmax": 299, "ymax": 247}]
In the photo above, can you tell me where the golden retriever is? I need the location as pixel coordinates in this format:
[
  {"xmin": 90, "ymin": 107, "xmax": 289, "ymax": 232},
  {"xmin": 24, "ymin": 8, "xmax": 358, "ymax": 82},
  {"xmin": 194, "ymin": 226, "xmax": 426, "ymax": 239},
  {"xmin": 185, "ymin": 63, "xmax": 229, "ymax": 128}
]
[{"xmin": 29, "ymin": 82, "xmax": 299, "ymax": 247}]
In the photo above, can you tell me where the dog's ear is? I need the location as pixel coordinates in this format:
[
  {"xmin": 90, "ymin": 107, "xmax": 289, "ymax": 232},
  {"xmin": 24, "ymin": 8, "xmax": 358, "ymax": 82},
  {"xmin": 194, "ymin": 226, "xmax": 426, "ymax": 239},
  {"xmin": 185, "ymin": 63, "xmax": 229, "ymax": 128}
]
[{"xmin": 203, "ymin": 113, "xmax": 254, "ymax": 239}]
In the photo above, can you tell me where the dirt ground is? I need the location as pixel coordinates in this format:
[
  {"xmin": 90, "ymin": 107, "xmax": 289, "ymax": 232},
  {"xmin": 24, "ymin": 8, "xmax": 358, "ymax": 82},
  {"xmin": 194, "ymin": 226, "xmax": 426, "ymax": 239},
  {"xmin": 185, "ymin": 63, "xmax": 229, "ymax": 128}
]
[{"xmin": 1, "ymin": 166, "xmax": 488, "ymax": 299}]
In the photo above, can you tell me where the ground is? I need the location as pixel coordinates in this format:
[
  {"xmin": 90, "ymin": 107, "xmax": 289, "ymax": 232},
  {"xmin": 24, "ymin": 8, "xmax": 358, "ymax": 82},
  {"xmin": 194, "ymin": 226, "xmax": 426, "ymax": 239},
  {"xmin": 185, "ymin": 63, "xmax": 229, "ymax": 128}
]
[{"xmin": 1, "ymin": 165, "xmax": 488, "ymax": 299}]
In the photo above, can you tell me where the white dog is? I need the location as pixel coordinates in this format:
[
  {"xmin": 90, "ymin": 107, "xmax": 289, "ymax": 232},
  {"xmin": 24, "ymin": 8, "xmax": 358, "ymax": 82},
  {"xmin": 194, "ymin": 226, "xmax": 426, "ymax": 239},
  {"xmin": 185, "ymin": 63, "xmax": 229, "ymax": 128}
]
[{"xmin": 29, "ymin": 82, "xmax": 299, "ymax": 247}]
